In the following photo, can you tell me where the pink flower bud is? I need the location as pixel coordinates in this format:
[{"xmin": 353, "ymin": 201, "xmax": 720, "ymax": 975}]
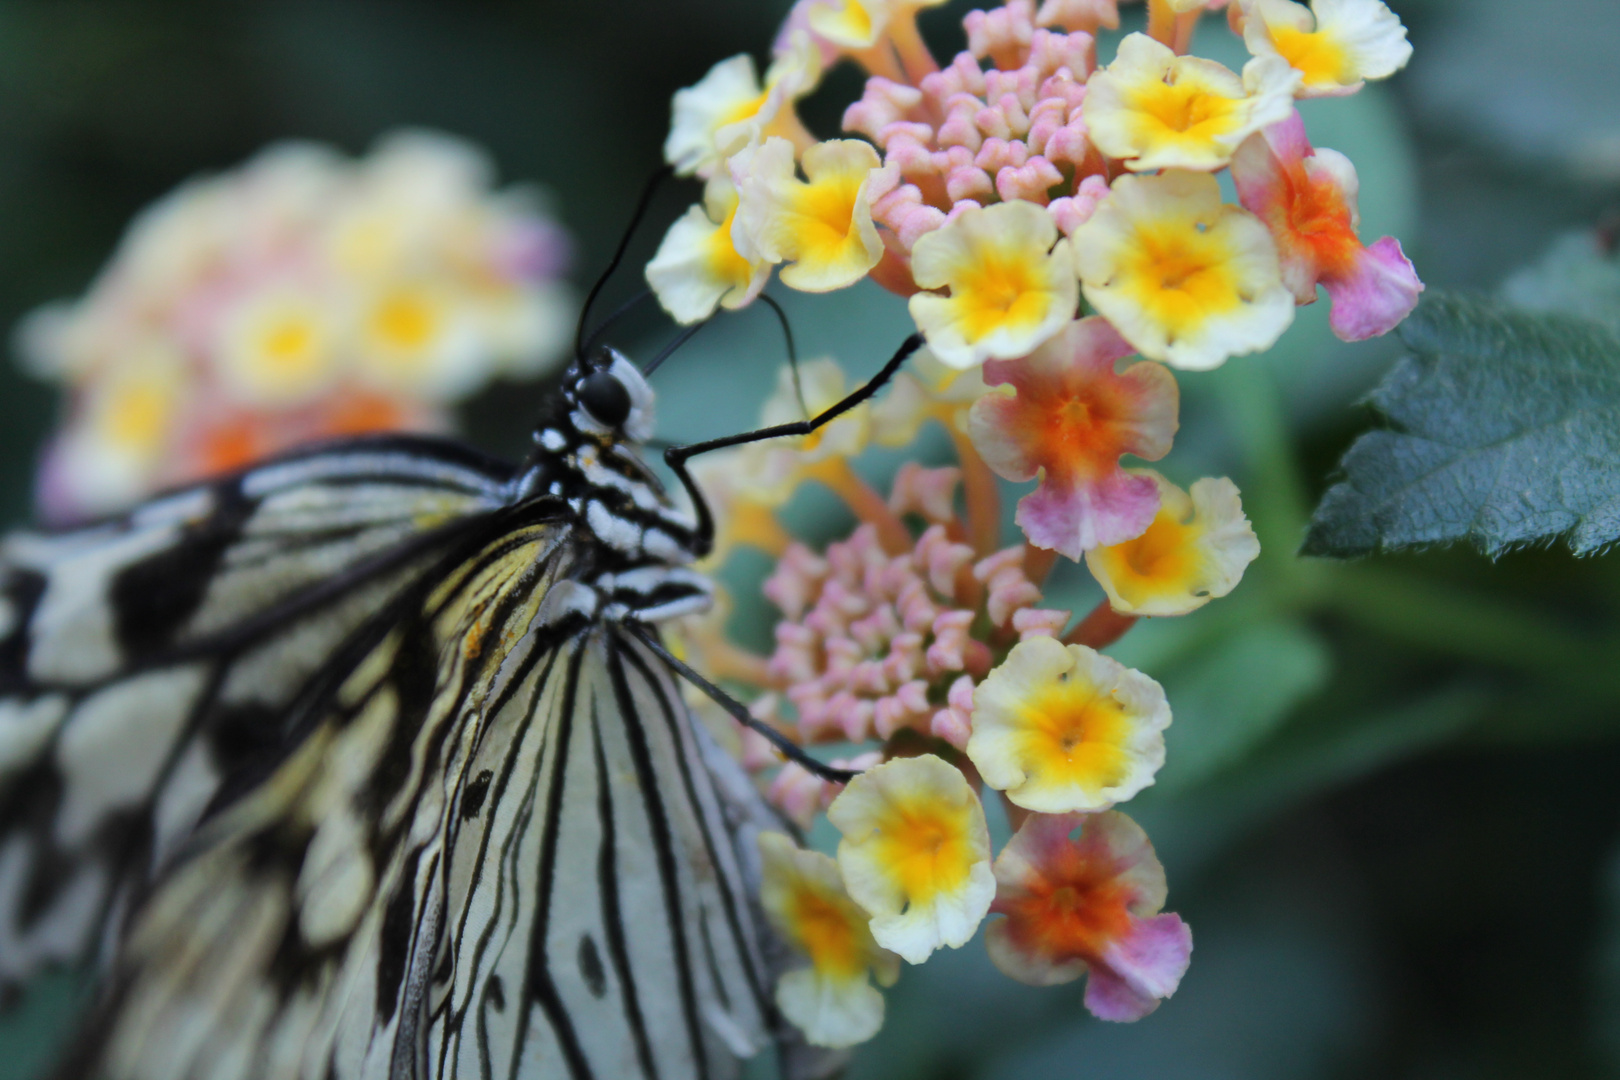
[{"xmin": 844, "ymin": 78, "xmax": 925, "ymax": 142}]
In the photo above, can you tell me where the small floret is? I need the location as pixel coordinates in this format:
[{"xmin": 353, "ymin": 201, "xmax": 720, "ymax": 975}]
[
  {"xmin": 1085, "ymin": 472, "xmax": 1259, "ymax": 616},
  {"xmin": 968, "ymin": 316, "xmax": 1179, "ymax": 558},
  {"xmin": 987, "ymin": 811, "xmax": 1191, "ymax": 1020},
  {"xmin": 968, "ymin": 636, "xmax": 1168, "ymax": 813},
  {"xmin": 908, "ymin": 201, "xmax": 1079, "ymax": 370},
  {"xmin": 734, "ymin": 138, "xmax": 885, "ymax": 292},
  {"xmin": 828, "ymin": 754, "xmax": 996, "ymax": 964},
  {"xmin": 759, "ymin": 832, "xmax": 901, "ymax": 1047},
  {"xmin": 1230, "ymin": 112, "xmax": 1422, "ymax": 341},
  {"xmin": 1083, "ymin": 33, "xmax": 1298, "ymax": 172},
  {"xmin": 1072, "ymin": 170, "xmax": 1294, "ymax": 370},
  {"xmin": 1243, "ymin": 0, "xmax": 1412, "ymax": 98},
  {"xmin": 646, "ymin": 175, "xmax": 771, "ymax": 324}
]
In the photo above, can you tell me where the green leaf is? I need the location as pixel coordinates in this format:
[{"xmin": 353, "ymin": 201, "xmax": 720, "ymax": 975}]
[{"xmin": 1303, "ymin": 292, "xmax": 1620, "ymax": 558}]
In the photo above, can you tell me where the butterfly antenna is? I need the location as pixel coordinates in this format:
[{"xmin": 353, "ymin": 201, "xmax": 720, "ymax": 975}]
[
  {"xmin": 757, "ymin": 293, "xmax": 808, "ymax": 419},
  {"xmin": 581, "ymin": 288, "xmax": 655, "ymax": 359},
  {"xmin": 642, "ymin": 317, "xmax": 713, "ymax": 377},
  {"xmin": 574, "ymin": 165, "xmax": 672, "ymax": 360},
  {"xmin": 664, "ymin": 331, "xmax": 926, "ymax": 555},
  {"xmin": 630, "ymin": 625, "xmax": 858, "ymax": 784}
]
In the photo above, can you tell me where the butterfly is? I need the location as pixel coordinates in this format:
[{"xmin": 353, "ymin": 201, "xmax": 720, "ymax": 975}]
[{"xmin": 0, "ymin": 223, "xmax": 925, "ymax": 1077}]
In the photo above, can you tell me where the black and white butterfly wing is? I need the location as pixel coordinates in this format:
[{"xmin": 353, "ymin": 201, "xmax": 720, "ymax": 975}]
[
  {"xmin": 0, "ymin": 437, "xmax": 518, "ymax": 995},
  {"xmin": 60, "ymin": 512, "xmax": 774, "ymax": 1078}
]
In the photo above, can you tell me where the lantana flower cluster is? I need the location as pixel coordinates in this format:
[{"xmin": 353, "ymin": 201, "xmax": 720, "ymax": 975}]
[
  {"xmin": 659, "ymin": 0, "xmax": 1418, "ymax": 1053},
  {"xmin": 20, "ymin": 131, "xmax": 575, "ymax": 521},
  {"xmin": 678, "ymin": 339, "xmax": 1257, "ymax": 1047},
  {"xmin": 651, "ymin": 0, "xmax": 1421, "ymax": 370}
]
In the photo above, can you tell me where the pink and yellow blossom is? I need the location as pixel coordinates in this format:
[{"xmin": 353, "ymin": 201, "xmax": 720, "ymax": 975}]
[
  {"xmin": 1072, "ymin": 170, "xmax": 1295, "ymax": 370},
  {"xmin": 908, "ymin": 201, "xmax": 1079, "ymax": 369},
  {"xmin": 1231, "ymin": 112, "xmax": 1423, "ymax": 341},
  {"xmin": 828, "ymin": 754, "xmax": 997, "ymax": 964},
  {"xmin": 987, "ymin": 811, "xmax": 1191, "ymax": 1020},
  {"xmin": 1082, "ymin": 33, "xmax": 1298, "ymax": 172},
  {"xmin": 1243, "ymin": 0, "xmax": 1412, "ymax": 98},
  {"xmin": 733, "ymin": 138, "xmax": 885, "ymax": 292},
  {"xmin": 968, "ymin": 636, "xmax": 1169, "ymax": 813},
  {"xmin": 646, "ymin": 175, "xmax": 771, "ymax": 324},
  {"xmin": 968, "ymin": 316, "xmax": 1179, "ymax": 558},
  {"xmin": 22, "ymin": 132, "xmax": 571, "ymax": 521},
  {"xmin": 1085, "ymin": 471, "xmax": 1260, "ymax": 616},
  {"xmin": 215, "ymin": 286, "xmax": 339, "ymax": 407},
  {"xmin": 759, "ymin": 832, "xmax": 901, "ymax": 1047}
]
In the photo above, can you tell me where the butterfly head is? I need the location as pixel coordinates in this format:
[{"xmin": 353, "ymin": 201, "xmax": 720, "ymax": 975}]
[{"xmin": 566, "ymin": 347, "xmax": 655, "ymax": 446}]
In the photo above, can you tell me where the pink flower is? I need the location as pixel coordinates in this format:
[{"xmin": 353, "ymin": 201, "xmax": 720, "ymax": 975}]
[
  {"xmin": 1231, "ymin": 111, "xmax": 1422, "ymax": 341},
  {"xmin": 987, "ymin": 810, "xmax": 1191, "ymax": 1020},
  {"xmin": 968, "ymin": 316, "xmax": 1179, "ymax": 558}
]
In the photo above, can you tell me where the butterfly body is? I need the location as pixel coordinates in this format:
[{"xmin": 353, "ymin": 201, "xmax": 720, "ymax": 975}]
[{"xmin": 0, "ymin": 350, "xmax": 786, "ymax": 1079}]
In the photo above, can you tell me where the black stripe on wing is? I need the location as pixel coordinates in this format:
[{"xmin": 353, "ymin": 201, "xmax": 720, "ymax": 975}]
[{"xmin": 0, "ymin": 436, "xmax": 522, "ymax": 994}]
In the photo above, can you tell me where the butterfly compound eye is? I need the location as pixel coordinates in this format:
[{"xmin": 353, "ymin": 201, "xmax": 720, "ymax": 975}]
[{"xmin": 578, "ymin": 370, "xmax": 633, "ymax": 430}]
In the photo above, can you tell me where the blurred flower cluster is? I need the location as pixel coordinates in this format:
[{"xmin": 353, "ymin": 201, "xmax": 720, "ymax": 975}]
[
  {"xmin": 656, "ymin": 0, "xmax": 1419, "ymax": 1052},
  {"xmin": 20, "ymin": 130, "xmax": 574, "ymax": 521}
]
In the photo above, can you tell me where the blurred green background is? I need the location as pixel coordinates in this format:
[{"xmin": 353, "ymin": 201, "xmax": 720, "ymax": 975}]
[{"xmin": 3, "ymin": 0, "xmax": 1620, "ymax": 1077}]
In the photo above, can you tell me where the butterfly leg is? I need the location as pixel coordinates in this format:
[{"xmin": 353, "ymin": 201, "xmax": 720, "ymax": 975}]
[{"xmin": 628, "ymin": 623, "xmax": 858, "ymax": 784}]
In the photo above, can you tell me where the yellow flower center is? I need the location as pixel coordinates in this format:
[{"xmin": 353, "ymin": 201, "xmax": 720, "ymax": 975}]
[
  {"xmin": 955, "ymin": 251, "xmax": 1052, "ymax": 342},
  {"xmin": 1269, "ymin": 25, "xmax": 1355, "ymax": 86},
  {"xmin": 791, "ymin": 889, "xmax": 864, "ymax": 979},
  {"xmin": 790, "ymin": 178, "xmax": 862, "ymax": 262},
  {"xmin": 1128, "ymin": 71, "xmax": 1244, "ymax": 144},
  {"xmin": 1097, "ymin": 509, "xmax": 1201, "ymax": 605},
  {"xmin": 104, "ymin": 379, "xmax": 174, "ymax": 451},
  {"xmin": 707, "ymin": 197, "xmax": 755, "ymax": 290},
  {"xmin": 1120, "ymin": 222, "xmax": 1244, "ymax": 337},
  {"xmin": 1018, "ymin": 682, "xmax": 1133, "ymax": 795},
  {"xmin": 720, "ymin": 90, "xmax": 771, "ymax": 132},
  {"xmin": 252, "ymin": 312, "xmax": 327, "ymax": 386},
  {"xmin": 873, "ymin": 801, "xmax": 974, "ymax": 907},
  {"xmin": 371, "ymin": 290, "xmax": 439, "ymax": 352}
]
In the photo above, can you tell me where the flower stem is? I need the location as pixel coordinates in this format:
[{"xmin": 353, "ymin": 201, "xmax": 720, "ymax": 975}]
[
  {"xmin": 951, "ymin": 428, "xmax": 1002, "ymax": 557},
  {"xmin": 1064, "ymin": 599, "xmax": 1138, "ymax": 650},
  {"xmin": 1023, "ymin": 542, "xmax": 1058, "ymax": 587},
  {"xmin": 889, "ymin": 14, "xmax": 939, "ymax": 83}
]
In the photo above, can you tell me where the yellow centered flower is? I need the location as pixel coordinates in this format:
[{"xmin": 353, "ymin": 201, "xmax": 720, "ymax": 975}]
[
  {"xmin": 354, "ymin": 280, "xmax": 482, "ymax": 399},
  {"xmin": 968, "ymin": 637, "xmax": 1169, "ymax": 814},
  {"xmin": 734, "ymin": 137, "xmax": 883, "ymax": 293},
  {"xmin": 646, "ymin": 175, "xmax": 770, "ymax": 324},
  {"xmin": 908, "ymin": 201, "xmax": 1078, "ymax": 370},
  {"xmin": 759, "ymin": 832, "xmax": 899, "ymax": 1048},
  {"xmin": 829, "ymin": 755, "xmax": 995, "ymax": 964},
  {"xmin": 1072, "ymin": 170, "xmax": 1294, "ymax": 370},
  {"xmin": 372, "ymin": 290, "xmax": 435, "ymax": 351},
  {"xmin": 664, "ymin": 35, "xmax": 822, "ymax": 179},
  {"xmin": 1086, "ymin": 471, "xmax": 1260, "ymax": 617},
  {"xmin": 1244, "ymin": 0, "xmax": 1413, "ymax": 99},
  {"xmin": 1083, "ymin": 32, "xmax": 1297, "ymax": 172},
  {"xmin": 98, "ymin": 359, "xmax": 184, "ymax": 454},
  {"xmin": 217, "ymin": 288, "xmax": 337, "ymax": 407}
]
